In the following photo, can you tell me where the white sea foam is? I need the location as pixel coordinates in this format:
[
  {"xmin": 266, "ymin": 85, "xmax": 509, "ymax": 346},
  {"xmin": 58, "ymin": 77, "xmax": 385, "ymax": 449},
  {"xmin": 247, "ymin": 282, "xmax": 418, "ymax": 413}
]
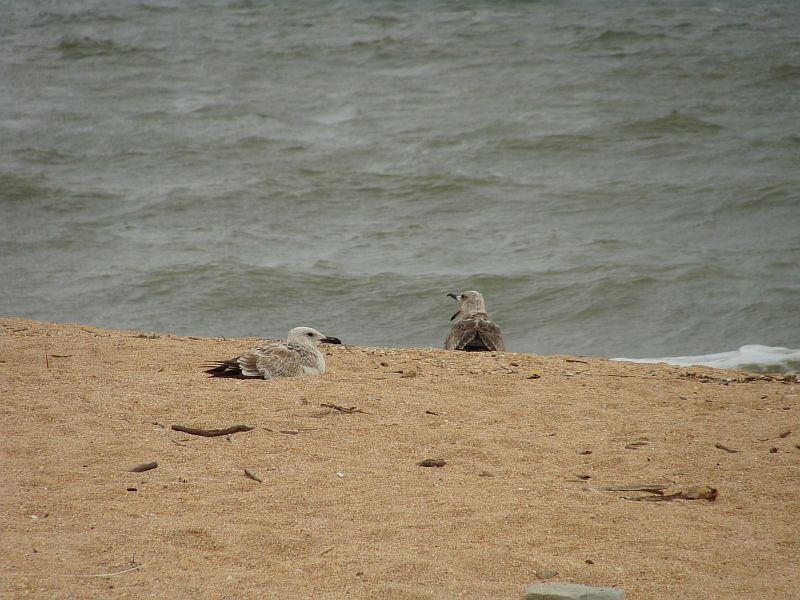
[{"xmin": 614, "ymin": 345, "xmax": 800, "ymax": 373}]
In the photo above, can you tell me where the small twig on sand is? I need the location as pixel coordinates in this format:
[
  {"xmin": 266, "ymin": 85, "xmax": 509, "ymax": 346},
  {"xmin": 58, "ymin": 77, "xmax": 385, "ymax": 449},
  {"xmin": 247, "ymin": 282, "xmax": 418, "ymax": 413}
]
[
  {"xmin": 171, "ymin": 424, "xmax": 253, "ymax": 437},
  {"xmin": 45, "ymin": 350, "xmax": 49, "ymax": 371},
  {"xmin": 244, "ymin": 469, "xmax": 262, "ymax": 483},
  {"xmin": 87, "ymin": 563, "xmax": 143, "ymax": 578},
  {"xmin": 624, "ymin": 485, "xmax": 718, "ymax": 502},
  {"xmin": 129, "ymin": 462, "xmax": 158, "ymax": 473},
  {"xmin": 320, "ymin": 403, "xmax": 366, "ymax": 414},
  {"xmin": 599, "ymin": 483, "xmax": 670, "ymax": 493},
  {"xmin": 715, "ymin": 443, "xmax": 740, "ymax": 453}
]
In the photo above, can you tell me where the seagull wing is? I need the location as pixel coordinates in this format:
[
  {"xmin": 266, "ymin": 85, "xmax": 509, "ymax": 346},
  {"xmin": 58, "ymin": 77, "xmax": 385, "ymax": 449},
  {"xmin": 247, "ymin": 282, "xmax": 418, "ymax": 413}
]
[
  {"xmin": 445, "ymin": 314, "xmax": 505, "ymax": 351},
  {"xmin": 475, "ymin": 319, "xmax": 505, "ymax": 351},
  {"xmin": 445, "ymin": 317, "xmax": 479, "ymax": 350},
  {"xmin": 241, "ymin": 342, "xmax": 304, "ymax": 379}
]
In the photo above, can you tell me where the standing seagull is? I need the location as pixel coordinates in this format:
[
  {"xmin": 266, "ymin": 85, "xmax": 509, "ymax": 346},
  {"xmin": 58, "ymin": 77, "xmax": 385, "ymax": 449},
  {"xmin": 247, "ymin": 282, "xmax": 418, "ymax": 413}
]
[
  {"xmin": 205, "ymin": 326, "xmax": 342, "ymax": 379},
  {"xmin": 444, "ymin": 291, "xmax": 505, "ymax": 352}
]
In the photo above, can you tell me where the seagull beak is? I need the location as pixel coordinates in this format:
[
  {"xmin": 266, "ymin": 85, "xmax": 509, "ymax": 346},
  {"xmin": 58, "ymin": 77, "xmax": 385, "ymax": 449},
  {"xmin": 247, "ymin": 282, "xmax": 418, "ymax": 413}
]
[
  {"xmin": 320, "ymin": 336, "xmax": 342, "ymax": 345},
  {"xmin": 448, "ymin": 293, "xmax": 461, "ymax": 320}
]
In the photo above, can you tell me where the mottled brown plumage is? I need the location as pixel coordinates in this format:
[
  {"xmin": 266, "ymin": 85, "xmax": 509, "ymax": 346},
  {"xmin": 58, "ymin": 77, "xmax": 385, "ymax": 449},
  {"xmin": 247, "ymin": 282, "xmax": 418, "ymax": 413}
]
[
  {"xmin": 205, "ymin": 327, "xmax": 341, "ymax": 379},
  {"xmin": 445, "ymin": 291, "xmax": 505, "ymax": 352}
]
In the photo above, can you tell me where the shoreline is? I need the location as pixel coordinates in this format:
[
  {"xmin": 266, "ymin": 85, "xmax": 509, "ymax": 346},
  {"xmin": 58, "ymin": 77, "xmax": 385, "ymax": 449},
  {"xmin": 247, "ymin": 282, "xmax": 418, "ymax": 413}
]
[
  {"xmin": 6, "ymin": 314, "xmax": 800, "ymax": 375},
  {"xmin": 2, "ymin": 317, "xmax": 798, "ymax": 598}
]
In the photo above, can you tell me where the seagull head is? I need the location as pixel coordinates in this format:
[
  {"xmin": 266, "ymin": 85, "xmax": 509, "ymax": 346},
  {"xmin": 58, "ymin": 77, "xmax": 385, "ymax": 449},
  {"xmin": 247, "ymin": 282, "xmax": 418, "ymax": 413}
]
[
  {"xmin": 446, "ymin": 290, "xmax": 486, "ymax": 321},
  {"xmin": 287, "ymin": 327, "xmax": 342, "ymax": 346}
]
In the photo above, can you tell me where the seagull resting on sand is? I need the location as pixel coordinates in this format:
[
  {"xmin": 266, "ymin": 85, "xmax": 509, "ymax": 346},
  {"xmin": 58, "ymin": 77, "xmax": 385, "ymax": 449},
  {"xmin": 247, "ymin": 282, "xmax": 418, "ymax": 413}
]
[
  {"xmin": 444, "ymin": 291, "xmax": 505, "ymax": 352},
  {"xmin": 205, "ymin": 326, "xmax": 342, "ymax": 379}
]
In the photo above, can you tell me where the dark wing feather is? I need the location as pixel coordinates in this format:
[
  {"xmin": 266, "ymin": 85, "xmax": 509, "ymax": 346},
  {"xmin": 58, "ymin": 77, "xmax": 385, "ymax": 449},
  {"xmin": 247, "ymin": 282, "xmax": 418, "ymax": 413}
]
[{"xmin": 205, "ymin": 358, "xmax": 246, "ymax": 378}]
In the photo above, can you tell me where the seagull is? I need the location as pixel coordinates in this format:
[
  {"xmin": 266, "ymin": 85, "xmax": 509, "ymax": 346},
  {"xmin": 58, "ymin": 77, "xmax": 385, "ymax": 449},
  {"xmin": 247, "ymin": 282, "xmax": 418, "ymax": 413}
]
[
  {"xmin": 444, "ymin": 291, "xmax": 505, "ymax": 352},
  {"xmin": 205, "ymin": 326, "xmax": 342, "ymax": 379}
]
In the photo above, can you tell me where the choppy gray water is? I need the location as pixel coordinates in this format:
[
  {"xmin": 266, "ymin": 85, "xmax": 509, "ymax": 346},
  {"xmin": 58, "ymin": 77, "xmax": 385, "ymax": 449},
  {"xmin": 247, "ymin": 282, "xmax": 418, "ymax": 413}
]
[{"xmin": 2, "ymin": 1, "xmax": 799, "ymax": 369}]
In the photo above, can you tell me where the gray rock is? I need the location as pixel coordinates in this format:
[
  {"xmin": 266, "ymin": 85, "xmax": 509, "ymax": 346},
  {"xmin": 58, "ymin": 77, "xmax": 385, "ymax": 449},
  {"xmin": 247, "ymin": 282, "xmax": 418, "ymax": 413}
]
[{"xmin": 524, "ymin": 582, "xmax": 624, "ymax": 600}]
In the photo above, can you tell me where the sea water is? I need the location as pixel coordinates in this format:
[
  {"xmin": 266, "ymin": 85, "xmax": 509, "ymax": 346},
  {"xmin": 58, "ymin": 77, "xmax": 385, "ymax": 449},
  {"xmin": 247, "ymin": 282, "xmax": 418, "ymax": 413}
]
[{"xmin": 1, "ymin": 1, "xmax": 799, "ymax": 370}]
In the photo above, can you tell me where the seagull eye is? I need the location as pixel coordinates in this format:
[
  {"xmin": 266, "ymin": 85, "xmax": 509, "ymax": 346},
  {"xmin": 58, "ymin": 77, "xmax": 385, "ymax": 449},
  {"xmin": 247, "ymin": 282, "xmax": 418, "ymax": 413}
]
[{"xmin": 307, "ymin": 332, "xmax": 314, "ymax": 336}]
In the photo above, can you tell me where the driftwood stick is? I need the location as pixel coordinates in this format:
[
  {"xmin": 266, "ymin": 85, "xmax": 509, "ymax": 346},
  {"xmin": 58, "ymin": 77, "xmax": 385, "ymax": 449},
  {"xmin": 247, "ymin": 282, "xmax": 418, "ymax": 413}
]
[
  {"xmin": 87, "ymin": 564, "xmax": 143, "ymax": 578},
  {"xmin": 320, "ymin": 403, "xmax": 365, "ymax": 414},
  {"xmin": 244, "ymin": 469, "xmax": 262, "ymax": 483},
  {"xmin": 599, "ymin": 483, "xmax": 670, "ymax": 493},
  {"xmin": 715, "ymin": 443, "xmax": 740, "ymax": 453},
  {"xmin": 129, "ymin": 462, "xmax": 158, "ymax": 473},
  {"xmin": 171, "ymin": 424, "xmax": 253, "ymax": 437},
  {"xmin": 624, "ymin": 486, "xmax": 718, "ymax": 502}
]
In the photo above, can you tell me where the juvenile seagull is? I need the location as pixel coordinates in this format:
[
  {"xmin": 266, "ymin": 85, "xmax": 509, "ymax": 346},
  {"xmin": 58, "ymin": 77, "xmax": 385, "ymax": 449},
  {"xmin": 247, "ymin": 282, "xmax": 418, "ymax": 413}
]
[
  {"xmin": 444, "ymin": 291, "xmax": 505, "ymax": 352},
  {"xmin": 205, "ymin": 326, "xmax": 341, "ymax": 379}
]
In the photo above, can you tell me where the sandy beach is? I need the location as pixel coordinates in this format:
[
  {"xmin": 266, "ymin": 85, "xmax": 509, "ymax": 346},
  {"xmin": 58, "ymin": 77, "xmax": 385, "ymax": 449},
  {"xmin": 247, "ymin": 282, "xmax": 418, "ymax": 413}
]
[{"xmin": 1, "ymin": 317, "xmax": 798, "ymax": 599}]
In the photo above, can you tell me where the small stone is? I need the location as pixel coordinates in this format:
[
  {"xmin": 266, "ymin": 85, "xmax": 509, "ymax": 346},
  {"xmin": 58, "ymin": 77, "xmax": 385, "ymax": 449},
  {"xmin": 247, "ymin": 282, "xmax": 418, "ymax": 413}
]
[
  {"xmin": 536, "ymin": 569, "xmax": 558, "ymax": 579},
  {"xmin": 417, "ymin": 458, "xmax": 446, "ymax": 468},
  {"xmin": 524, "ymin": 582, "xmax": 624, "ymax": 600},
  {"xmin": 478, "ymin": 470, "xmax": 495, "ymax": 477}
]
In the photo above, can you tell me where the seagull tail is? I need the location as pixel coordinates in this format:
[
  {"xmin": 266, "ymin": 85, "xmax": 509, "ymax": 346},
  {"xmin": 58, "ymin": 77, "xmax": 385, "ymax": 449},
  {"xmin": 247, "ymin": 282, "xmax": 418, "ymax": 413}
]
[{"xmin": 204, "ymin": 359, "xmax": 245, "ymax": 378}]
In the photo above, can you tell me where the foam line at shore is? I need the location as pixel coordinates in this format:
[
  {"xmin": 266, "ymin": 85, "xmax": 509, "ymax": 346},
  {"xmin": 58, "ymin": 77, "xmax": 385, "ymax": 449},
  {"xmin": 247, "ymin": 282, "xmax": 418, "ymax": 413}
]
[{"xmin": 615, "ymin": 344, "xmax": 800, "ymax": 373}]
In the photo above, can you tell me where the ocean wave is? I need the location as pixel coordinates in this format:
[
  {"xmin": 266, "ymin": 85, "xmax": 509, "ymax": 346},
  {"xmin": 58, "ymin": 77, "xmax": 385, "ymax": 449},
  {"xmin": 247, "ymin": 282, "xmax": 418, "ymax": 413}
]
[
  {"xmin": 500, "ymin": 134, "xmax": 599, "ymax": 155},
  {"xmin": 615, "ymin": 345, "xmax": 800, "ymax": 374},
  {"xmin": 35, "ymin": 10, "xmax": 126, "ymax": 26},
  {"xmin": 57, "ymin": 36, "xmax": 147, "ymax": 59},
  {"xmin": 13, "ymin": 147, "xmax": 78, "ymax": 165},
  {"xmin": 762, "ymin": 63, "xmax": 800, "ymax": 83},
  {"xmin": 582, "ymin": 29, "xmax": 668, "ymax": 47},
  {"xmin": 622, "ymin": 110, "xmax": 724, "ymax": 135},
  {"xmin": 0, "ymin": 174, "xmax": 53, "ymax": 201}
]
